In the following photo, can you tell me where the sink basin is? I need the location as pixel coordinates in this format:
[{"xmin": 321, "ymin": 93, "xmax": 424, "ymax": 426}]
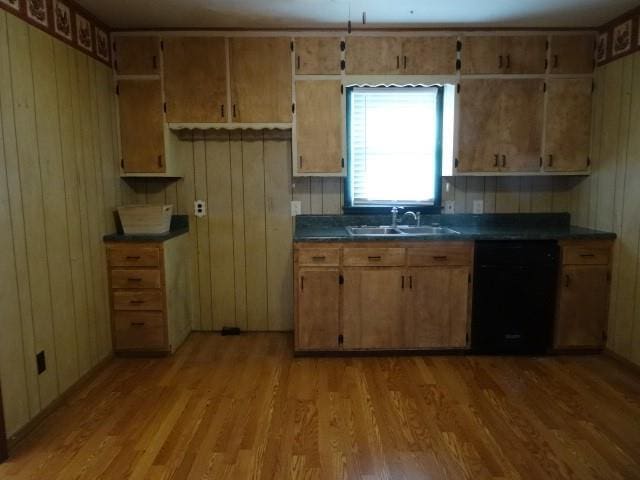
[
  {"xmin": 346, "ymin": 226, "xmax": 403, "ymax": 236},
  {"xmin": 397, "ymin": 225, "xmax": 460, "ymax": 235}
]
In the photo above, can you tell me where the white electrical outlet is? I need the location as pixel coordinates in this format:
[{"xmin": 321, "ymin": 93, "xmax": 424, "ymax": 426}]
[
  {"xmin": 291, "ymin": 200, "xmax": 302, "ymax": 216},
  {"xmin": 444, "ymin": 200, "xmax": 455, "ymax": 214},
  {"xmin": 473, "ymin": 199, "xmax": 484, "ymax": 214},
  {"xmin": 194, "ymin": 200, "xmax": 206, "ymax": 218}
]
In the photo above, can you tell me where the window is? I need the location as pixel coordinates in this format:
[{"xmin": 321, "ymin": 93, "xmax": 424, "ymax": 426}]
[{"xmin": 345, "ymin": 85, "xmax": 444, "ymax": 212}]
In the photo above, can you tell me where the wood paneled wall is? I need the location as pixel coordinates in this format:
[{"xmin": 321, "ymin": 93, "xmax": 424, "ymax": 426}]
[
  {"xmin": 0, "ymin": 11, "xmax": 120, "ymax": 436},
  {"xmin": 571, "ymin": 52, "xmax": 640, "ymax": 367}
]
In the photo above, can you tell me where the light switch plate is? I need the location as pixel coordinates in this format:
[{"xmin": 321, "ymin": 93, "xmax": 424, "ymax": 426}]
[
  {"xmin": 444, "ymin": 200, "xmax": 455, "ymax": 214},
  {"xmin": 291, "ymin": 200, "xmax": 302, "ymax": 216},
  {"xmin": 473, "ymin": 199, "xmax": 484, "ymax": 214},
  {"xmin": 194, "ymin": 200, "xmax": 206, "ymax": 218}
]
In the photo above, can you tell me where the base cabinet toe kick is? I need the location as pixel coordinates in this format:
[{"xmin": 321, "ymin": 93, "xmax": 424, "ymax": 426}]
[{"xmin": 293, "ymin": 239, "xmax": 613, "ymax": 354}]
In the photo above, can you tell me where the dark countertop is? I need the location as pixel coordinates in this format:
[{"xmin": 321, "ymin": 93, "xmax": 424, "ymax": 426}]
[
  {"xmin": 294, "ymin": 213, "xmax": 616, "ymax": 243},
  {"xmin": 103, "ymin": 215, "xmax": 189, "ymax": 243}
]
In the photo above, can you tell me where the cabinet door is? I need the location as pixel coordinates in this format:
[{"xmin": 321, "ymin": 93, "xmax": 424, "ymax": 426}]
[
  {"xmin": 499, "ymin": 79, "xmax": 543, "ymax": 172},
  {"xmin": 401, "ymin": 37, "xmax": 457, "ymax": 74},
  {"xmin": 460, "ymin": 36, "xmax": 502, "ymax": 74},
  {"xmin": 555, "ymin": 265, "xmax": 609, "ymax": 349},
  {"xmin": 296, "ymin": 269, "xmax": 341, "ymax": 350},
  {"xmin": 118, "ymin": 80, "xmax": 165, "ymax": 173},
  {"xmin": 406, "ymin": 267, "xmax": 469, "ymax": 349},
  {"xmin": 457, "ymin": 80, "xmax": 502, "ymax": 172},
  {"xmin": 342, "ymin": 268, "xmax": 406, "ymax": 349},
  {"xmin": 543, "ymin": 78, "xmax": 592, "ymax": 172},
  {"xmin": 549, "ymin": 35, "xmax": 594, "ymax": 74},
  {"xmin": 229, "ymin": 38, "xmax": 292, "ymax": 123},
  {"xmin": 163, "ymin": 37, "xmax": 227, "ymax": 123},
  {"xmin": 345, "ymin": 37, "xmax": 402, "ymax": 74},
  {"xmin": 114, "ymin": 36, "xmax": 160, "ymax": 75},
  {"xmin": 295, "ymin": 37, "xmax": 342, "ymax": 74},
  {"xmin": 501, "ymin": 36, "xmax": 547, "ymax": 74},
  {"xmin": 295, "ymin": 80, "xmax": 343, "ymax": 174}
]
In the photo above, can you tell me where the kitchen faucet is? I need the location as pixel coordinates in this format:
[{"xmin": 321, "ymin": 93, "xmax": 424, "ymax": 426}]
[{"xmin": 390, "ymin": 207, "xmax": 421, "ymax": 227}]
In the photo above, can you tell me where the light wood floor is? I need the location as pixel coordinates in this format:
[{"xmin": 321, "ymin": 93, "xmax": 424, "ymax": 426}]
[{"xmin": 1, "ymin": 333, "xmax": 639, "ymax": 480}]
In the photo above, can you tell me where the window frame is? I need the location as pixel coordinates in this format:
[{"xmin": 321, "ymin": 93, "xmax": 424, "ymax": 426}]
[{"xmin": 343, "ymin": 84, "xmax": 444, "ymax": 215}]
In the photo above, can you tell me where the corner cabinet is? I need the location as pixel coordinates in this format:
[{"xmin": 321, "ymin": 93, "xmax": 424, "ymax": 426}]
[
  {"xmin": 294, "ymin": 242, "xmax": 473, "ymax": 353},
  {"xmin": 554, "ymin": 240, "xmax": 613, "ymax": 350}
]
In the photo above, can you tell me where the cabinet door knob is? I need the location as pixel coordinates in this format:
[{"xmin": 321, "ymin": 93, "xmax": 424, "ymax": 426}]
[
  {"xmin": 396, "ymin": 56, "xmax": 400, "ymax": 69},
  {"xmin": 494, "ymin": 154, "xmax": 499, "ymax": 167},
  {"xmin": 502, "ymin": 155, "xmax": 506, "ymax": 168},
  {"xmin": 403, "ymin": 55, "xmax": 407, "ymax": 69}
]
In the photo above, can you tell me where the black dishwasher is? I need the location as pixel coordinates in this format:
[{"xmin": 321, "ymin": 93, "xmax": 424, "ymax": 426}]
[{"xmin": 471, "ymin": 241, "xmax": 558, "ymax": 354}]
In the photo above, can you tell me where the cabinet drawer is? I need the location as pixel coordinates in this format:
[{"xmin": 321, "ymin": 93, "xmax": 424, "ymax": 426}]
[
  {"xmin": 297, "ymin": 248, "xmax": 340, "ymax": 266},
  {"xmin": 407, "ymin": 244, "xmax": 473, "ymax": 266},
  {"xmin": 108, "ymin": 246, "xmax": 160, "ymax": 267},
  {"xmin": 110, "ymin": 269, "xmax": 162, "ymax": 289},
  {"xmin": 113, "ymin": 290, "xmax": 164, "ymax": 310},
  {"xmin": 343, "ymin": 248, "xmax": 405, "ymax": 266},
  {"xmin": 113, "ymin": 311, "xmax": 166, "ymax": 350},
  {"xmin": 562, "ymin": 243, "xmax": 611, "ymax": 265}
]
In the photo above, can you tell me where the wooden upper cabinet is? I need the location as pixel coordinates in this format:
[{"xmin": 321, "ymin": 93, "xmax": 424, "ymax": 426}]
[
  {"xmin": 457, "ymin": 80, "xmax": 502, "ymax": 172},
  {"xmin": 401, "ymin": 36, "xmax": 457, "ymax": 74},
  {"xmin": 345, "ymin": 37, "xmax": 402, "ymax": 74},
  {"xmin": 118, "ymin": 79, "xmax": 165, "ymax": 174},
  {"xmin": 543, "ymin": 78, "xmax": 592, "ymax": 172},
  {"xmin": 499, "ymin": 79, "xmax": 544, "ymax": 172},
  {"xmin": 114, "ymin": 36, "xmax": 160, "ymax": 75},
  {"xmin": 406, "ymin": 267, "xmax": 469, "ymax": 349},
  {"xmin": 549, "ymin": 35, "xmax": 594, "ymax": 74},
  {"xmin": 296, "ymin": 269, "xmax": 341, "ymax": 350},
  {"xmin": 163, "ymin": 37, "xmax": 227, "ymax": 123},
  {"xmin": 555, "ymin": 265, "xmax": 609, "ymax": 349},
  {"xmin": 295, "ymin": 80, "xmax": 343, "ymax": 174},
  {"xmin": 229, "ymin": 37, "xmax": 292, "ymax": 123},
  {"xmin": 295, "ymin": 37, "xmax": 342, "ymax": 74},
  {"xmin": 342, "ymin": 268, "xmax": 406, "ymax": 349},
  {"xmin": 461, "ymin": 35, "xmax": 546, "ymax": 74}
]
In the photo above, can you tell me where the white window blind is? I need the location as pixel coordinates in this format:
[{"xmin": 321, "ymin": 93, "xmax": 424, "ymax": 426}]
[{"xmin": 349, "ymin": 86, "xmax": 440, "ymax": 206}]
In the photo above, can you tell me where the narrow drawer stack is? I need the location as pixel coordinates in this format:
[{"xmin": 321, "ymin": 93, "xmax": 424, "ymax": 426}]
[{"xmin": 107, "ymin": 244, "xmax": 169, "ymax": 353}]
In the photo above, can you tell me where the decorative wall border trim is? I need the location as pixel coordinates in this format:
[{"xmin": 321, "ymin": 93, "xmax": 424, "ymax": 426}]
[
  {"xmin": 597, "ymin": 5, "xmax": 640, "ymax": 66},
  {"xmin": 0, "ymin": 0, "xmax": 111, "ymax": 66}
]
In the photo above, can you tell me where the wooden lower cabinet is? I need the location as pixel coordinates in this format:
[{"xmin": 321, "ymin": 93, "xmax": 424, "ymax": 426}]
[
  {"xmin": 106, "ymin": 235, "xmax": 192, "ymax": 355},
  {"xmin": 342, "ymin": 268, "xmax": 406, "ymax": 349},
  {"xmin": 296, "ymin": 268, "xmax": 341, "ymax": 350},
  {"xmin": 554, "ymin": 240, "xmax": 613, "ymax": 350},
  {"xmin": 405, "ymin": 267, "xmax": 470, "ymax": 349}
]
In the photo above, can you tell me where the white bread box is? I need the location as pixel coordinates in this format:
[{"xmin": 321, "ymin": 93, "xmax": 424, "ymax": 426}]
[{"xmin": 117, "ymin": 204, "xmax": 173, "ymax": 235}]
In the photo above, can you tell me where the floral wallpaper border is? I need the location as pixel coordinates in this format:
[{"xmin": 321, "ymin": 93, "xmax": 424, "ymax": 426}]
[
  {"xmin": 597, "ymin": 5, "xmax": 640, "ymax": 66},
  {"xmin": 0, "ymin": 0, "xmax": 110, "ymax": 66}
]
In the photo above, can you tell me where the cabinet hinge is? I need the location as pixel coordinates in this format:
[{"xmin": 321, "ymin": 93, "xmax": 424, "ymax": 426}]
[
  {"xmin": 114, "ymin": 60, "xmax": 119, "ymax": 72},
  {"xmin": 543, "ymin": 82, "xmax": 547, "ymax": 93},
  {"xmin": 112, "ymin": 40, "xmax": 117, "ymax": 52},
  {"xmin": 341, "ymin": 158, "xmax": 344, "ymax": 168},
  {"xmin": 160, "ymin": 40, "xmax": 164, "ymax": 51},
  {"xmin": 115, "ymin": 83, "xmax": 119, "ymax": 95},
  {"xmin": 468, "ymin": 273, "xmax": 471, "ymax": 284},
  {"xmin": 340, "ymin": 40, "xmax": 346, "ymax": 51},
  {"xmin": 544, "ymin": 58, "xmax": 548, "ymax": 70},
  {"xmin": 120, "ymin": 159, "xmax": 124, "ymax": 169},
  {"xmin": 545, "ymin": 40, "xmax": 549, "ymax": 50},
  {"xmin": 455, "ymin": 59, "xmax": 461, "ymax": 71},
  {"xmin": 340, "ymin": 59, "xmax": 346, "ymax": 71},
  {"xmin": 290, "ymin": 41, "xmax": 294, "ymax": 52},
  {"xmin": 340, "ymin": 84, "xmax": 344, "ymax": 94},
  {"xmin": 592, "ymin": 81, "xmax": 595, "ymax": 93},
  {"xmin": 539, "ymin": 157, "xmax": 543, "ymax": 168},
  {"xmin": 456, "ymin": 40, "xmax": 462, "ymax": 52},
  {"xmin": 292, "ymin": 103, "xmax": 295, "ymax": 114},
  {"xmin": 586, "ymin": 157, "xmax": 591, "ymax": 167},
  {"xmin": 339, "ymin": 274, "xmax": 344, "ymax": 285},
  {"xmin": 466, "ymin": 332, "xmax": 469, "ymax": 344},
  {"xmin": 456, "ymin": 83, "xmax": 460, "ymax": 94},
  {"xmin": 163, "ymin": 102, "xmax": 167, "ymax": 113},
  {"xmin": 454, "ymin": 158, "xmax": 459, "ymax": 168},
  {"xmin": 338, "ymin": 334, "xmax": 344, "ymax": 345}
]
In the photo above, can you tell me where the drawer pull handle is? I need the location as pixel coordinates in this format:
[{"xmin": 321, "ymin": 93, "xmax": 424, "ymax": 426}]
[
  {"xmin": 433, "ymin": 255, "xmax": 448, "ymax": 260},
  {"xmin": 579, "ymin": 253, "xmax": 595, "ymax": 258},
  {"xmin": 311, "ymin": 256, "xmax": 326, "ymax": 261},
  {"xmin": 130, "ymin": 300, "xmax": 145, "ymax": 304},
  {"xmin": 127, "ymin": 278, "xmax": 143, "ymax": 282},
  {"xmin": 131, "ymin": 322, "xmax": 145, "ymax": 327},
  {"xmin": 126, "ymin": 256, "xmax": 141, "ymax": 260},
  {"xmin": 368, "ymin": 256, "xmax": 382, "ymax": 260}
]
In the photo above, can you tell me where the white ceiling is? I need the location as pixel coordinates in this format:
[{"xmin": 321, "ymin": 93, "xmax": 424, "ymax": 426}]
[{"xmin": 76, "ymin": 0, "xmax": 636, "ymax": 30}]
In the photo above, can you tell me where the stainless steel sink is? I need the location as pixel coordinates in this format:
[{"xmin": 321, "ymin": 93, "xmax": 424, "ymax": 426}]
[
  {"xmin": 345, "ymin": 226, "xmax": 403, "ymax": 236},
  {"xmin": 397, "ymin": 225, "xmax": 460, "ymax": 235}
]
